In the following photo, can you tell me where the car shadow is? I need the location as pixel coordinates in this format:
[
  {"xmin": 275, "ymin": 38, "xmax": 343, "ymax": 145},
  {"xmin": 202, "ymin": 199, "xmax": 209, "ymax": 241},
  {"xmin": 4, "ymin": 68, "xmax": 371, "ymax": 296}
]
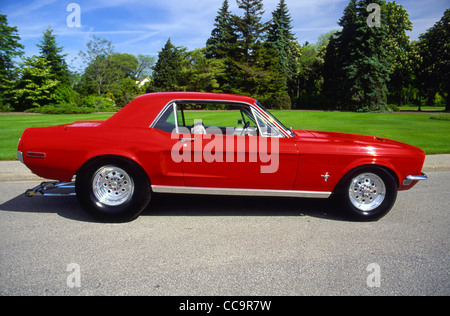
[
  {"xmin": 144, "ymin": 194, "xmax": 344, "ymax": 218},
  {"xmin": 0, "ymin": 191, "xmax": 350, "ymax": 223},
  {"xmin": 0, "ymin": 193, "xmax": 94, "ymax": 222}
]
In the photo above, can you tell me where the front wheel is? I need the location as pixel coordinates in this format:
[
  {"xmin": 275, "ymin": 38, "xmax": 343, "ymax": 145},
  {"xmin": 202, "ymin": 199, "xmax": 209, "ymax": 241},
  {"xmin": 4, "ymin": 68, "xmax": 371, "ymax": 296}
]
[
  {"xmin": 76, "ymin": 157, "xmax": 151, "ymax": 222},
  {"xmin": 336, "ymin": 167, "xmax": 398, "ymax": 221}
]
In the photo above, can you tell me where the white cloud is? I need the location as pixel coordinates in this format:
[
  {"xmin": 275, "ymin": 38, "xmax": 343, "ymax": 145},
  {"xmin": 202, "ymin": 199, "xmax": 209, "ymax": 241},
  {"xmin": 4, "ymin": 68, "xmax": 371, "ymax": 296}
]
[
  {"xmin": 6, "ymin": 0, "xmax": 58, "ymax": 18},
  {"xmin": 2, "ymin": 0, "xmax": 448, "ymax": 64}
]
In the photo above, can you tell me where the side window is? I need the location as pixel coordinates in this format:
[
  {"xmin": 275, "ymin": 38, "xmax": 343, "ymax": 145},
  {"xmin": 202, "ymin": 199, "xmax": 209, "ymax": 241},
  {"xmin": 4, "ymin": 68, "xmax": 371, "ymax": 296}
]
[
  {"xmin": 154, "ymin": 103, "xmax": 177, "ymax": 133},
  {"xmin": 175, "ymin": 103, "xmax": 258, "ymax": 136},
  {"xmin": 252, "ymin": 109, "xmax": 281, "ymax": 137},
  {"xmin": 153, "ymin": 101, "xmax": 282, "ymax": 137}
]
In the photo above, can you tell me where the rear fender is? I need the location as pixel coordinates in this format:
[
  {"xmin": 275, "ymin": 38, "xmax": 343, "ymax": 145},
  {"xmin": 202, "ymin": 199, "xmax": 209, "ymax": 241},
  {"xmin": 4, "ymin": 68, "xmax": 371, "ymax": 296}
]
[{"xmin": 77, "ymin": 153, "xmax": 147, "ymax": 180}]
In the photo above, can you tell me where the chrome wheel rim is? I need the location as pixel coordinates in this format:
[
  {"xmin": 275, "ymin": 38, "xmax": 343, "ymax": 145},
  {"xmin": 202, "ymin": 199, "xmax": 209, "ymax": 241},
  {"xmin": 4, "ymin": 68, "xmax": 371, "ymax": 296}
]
[
  {"xmin": 348, "ymin": 173, "xmax": 386, "ymax": 212},
  {"xmin": 92, "ymin": 166, "xmax": 134, "ymax": 206}
]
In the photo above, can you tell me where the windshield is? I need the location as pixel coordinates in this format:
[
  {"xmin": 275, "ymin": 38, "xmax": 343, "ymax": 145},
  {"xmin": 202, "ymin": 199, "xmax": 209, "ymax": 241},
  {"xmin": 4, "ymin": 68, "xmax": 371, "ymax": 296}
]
[{"xmin": 255, "ymin": 101, "xmax": 294, "ymax": 137}]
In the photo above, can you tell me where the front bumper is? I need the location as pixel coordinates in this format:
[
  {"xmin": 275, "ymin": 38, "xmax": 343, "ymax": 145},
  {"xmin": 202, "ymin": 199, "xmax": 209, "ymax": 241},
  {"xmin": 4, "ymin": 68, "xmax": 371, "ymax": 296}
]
[{"xmin": 403, "ymin": 173, "xmax": 428, "ymax": 186}]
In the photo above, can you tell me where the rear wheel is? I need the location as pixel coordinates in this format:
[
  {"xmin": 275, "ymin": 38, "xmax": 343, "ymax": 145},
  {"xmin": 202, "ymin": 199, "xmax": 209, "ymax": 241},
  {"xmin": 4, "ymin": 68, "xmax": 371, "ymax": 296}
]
[
  {"xmin": 76, "ymin": 157, "xmax": 151, "ymax": 222},
  {"xmin": 336, "ymin": 166, "xmax": 398, "ymax": 221}
]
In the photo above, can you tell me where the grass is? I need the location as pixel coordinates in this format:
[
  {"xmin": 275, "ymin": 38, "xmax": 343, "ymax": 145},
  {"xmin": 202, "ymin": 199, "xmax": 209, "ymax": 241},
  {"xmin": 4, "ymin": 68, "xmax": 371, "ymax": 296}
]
[
  {"xmin": 0, "ymin": 113, "xmax": 113, "ymax": 160},
  {"xmin": 272, "ymin": 111, "xmax": 450, "ymax": 155},
  {"xmin": 1, "ymin": 111, "xmax": 449, "ymax": 160}
]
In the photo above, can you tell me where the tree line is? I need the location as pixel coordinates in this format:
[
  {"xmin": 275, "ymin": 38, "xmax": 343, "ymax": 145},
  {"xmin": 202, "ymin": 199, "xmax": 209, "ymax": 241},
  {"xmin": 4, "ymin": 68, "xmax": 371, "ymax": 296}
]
[{"xmin": 0, "ymin": 0, "xmax": 448, "ymax": 113}]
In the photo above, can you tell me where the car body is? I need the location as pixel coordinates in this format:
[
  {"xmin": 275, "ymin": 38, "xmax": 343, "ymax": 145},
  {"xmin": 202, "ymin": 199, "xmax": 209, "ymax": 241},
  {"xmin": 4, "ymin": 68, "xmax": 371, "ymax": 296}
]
[{"xmin": 18, "ymin": 92, "xmax": 427, "ymax": 222}]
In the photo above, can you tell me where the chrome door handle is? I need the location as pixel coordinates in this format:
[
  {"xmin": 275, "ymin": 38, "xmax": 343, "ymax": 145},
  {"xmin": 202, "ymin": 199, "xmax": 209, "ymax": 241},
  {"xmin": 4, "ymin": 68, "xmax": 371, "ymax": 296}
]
[{"xmin": 180, "ymin": 138, "xmax": 195, "ymax": 143}]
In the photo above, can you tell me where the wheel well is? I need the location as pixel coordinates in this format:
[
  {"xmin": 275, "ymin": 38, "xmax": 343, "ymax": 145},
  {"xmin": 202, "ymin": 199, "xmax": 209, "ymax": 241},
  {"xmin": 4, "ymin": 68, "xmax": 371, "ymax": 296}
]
[
  {"xmin": 76, "ymin": 155, "xmax": 150, "ymax": 183},
  {"xmin": 334, "ymin": 164, "xmax": 399, "ymax": 194}
]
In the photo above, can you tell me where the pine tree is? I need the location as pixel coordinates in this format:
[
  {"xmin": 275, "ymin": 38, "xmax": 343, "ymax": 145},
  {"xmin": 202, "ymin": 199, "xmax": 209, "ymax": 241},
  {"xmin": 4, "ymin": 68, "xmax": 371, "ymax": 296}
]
[
  {"xmin": 348, "ymin": 0, "xmax": 390, "ymax": 111},
  {"xmin": 152, "ymin": 39, "xmax": 184, "ymax": 92},
  {"xmin": 224, "ymin": 0, "xmax": 269, "ymax": 96},
  {"xmin": 266, "ymin": 0, "xmax": 298, "ymax": 100},
  {"xmin": 235, "ymin": 0, "xmax": 266, "ymax": 64},
  {"xmin": 323, "ymin": 0, "xmax": 391, "ymax": 111},
  {"xmin": 37, "ymin": 27, "xmax": 70, "ymax": 85},
  {"xmin": 0, "ymin": 14, "xmax": 24, "ymax": 110},
  {"xmin": 267, "ymin": 0, "xmax": 295, "ymax": 44},
  {"xmin": 206, "ymin": 0, "xmax": 238, "ymax": 60}
]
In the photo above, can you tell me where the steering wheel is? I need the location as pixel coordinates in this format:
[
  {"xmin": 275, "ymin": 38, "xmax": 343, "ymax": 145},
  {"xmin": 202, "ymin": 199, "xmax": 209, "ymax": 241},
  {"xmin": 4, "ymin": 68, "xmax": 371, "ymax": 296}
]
[{"xmin": 240, "ymin": 121, "xmax": 251, "ymax": 136}]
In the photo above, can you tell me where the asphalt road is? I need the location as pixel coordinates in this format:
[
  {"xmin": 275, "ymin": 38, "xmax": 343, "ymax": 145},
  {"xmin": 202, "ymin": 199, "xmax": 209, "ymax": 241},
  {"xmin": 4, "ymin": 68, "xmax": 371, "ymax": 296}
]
[{"xmin": 0, "ymin": 172, "xmax": 449, "ymax": 296}]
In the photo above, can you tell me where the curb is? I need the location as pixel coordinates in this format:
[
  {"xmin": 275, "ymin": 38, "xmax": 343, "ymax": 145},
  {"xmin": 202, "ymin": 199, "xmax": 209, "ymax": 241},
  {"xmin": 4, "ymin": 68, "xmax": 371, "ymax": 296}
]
[
  {"xmin": 422, "ymin": 155, "xmax": 450, "ymax": 173},
  {"xmin": 0, "ymin": 173, "xmax": 45, "ymax": 182},
  {"xmin": 0, "ymin": 155, "xmax": 449, "ymax": 182},
  {"xmin": 422, "ymin": 165, "xmax": 450, "ymax": 172}
]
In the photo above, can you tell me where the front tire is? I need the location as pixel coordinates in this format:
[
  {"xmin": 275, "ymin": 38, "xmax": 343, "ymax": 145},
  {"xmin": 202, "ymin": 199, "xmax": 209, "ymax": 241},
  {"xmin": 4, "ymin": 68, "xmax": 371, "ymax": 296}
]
[
  {"xmin": 76, "ymin": 157, "xmax": 151, "ymax": 222},
  {"xmin": 337, "ymin": 166, "xmax": 398, "ymax": 221}
]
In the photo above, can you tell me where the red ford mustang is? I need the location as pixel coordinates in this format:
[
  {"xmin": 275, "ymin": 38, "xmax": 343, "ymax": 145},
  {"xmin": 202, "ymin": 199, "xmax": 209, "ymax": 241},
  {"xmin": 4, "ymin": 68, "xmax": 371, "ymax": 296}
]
[{"xmin": 18, "ymin": 92, "xmax": 427, "ymax": 222}]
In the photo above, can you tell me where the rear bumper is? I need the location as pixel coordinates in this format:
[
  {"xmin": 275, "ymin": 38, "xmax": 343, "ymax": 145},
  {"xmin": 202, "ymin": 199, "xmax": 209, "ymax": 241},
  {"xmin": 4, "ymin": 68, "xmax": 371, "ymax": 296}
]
[{"xmin": 17, "ymin": 151, "xmax": 24, "ymax": 164}]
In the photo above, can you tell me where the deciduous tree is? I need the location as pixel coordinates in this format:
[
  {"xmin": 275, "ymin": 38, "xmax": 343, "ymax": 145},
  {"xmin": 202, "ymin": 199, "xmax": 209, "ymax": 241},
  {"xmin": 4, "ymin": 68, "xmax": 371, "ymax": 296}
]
[
  {"xmin": 383, "ymin": 1, "xmax": 414, "ymax": 107},
  {"xmin": 11, "ymin": 56, "xmax": 59, "ymax": 111},
  {"xmin": 78, "ymin": 36, "xmax": 114, "ymax": 96},
  {"xmin": 416, "ymin": 9, "xmax": 450, "ymax": 111}
]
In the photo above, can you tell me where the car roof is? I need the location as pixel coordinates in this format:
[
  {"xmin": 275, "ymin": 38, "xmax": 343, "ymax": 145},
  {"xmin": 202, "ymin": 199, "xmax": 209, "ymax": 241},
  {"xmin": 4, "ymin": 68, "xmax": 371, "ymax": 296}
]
[{"xmin": 103, "ymin": 92, "xmax": 257, "ymax": 128}]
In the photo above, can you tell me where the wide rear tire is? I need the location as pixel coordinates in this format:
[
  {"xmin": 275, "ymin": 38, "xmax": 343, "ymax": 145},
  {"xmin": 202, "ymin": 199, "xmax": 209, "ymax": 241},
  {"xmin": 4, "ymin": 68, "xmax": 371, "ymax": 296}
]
[{"xmin": 76, "ymin": 157, "xmax": 151, "ymax": 222}]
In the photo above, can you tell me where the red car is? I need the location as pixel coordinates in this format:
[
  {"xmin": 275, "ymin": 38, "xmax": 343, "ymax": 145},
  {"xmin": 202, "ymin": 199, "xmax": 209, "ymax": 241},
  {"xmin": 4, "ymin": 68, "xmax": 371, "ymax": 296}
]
[{"xmin": 18, "ymin": 92, "xmax": 427, "ymax": 222}]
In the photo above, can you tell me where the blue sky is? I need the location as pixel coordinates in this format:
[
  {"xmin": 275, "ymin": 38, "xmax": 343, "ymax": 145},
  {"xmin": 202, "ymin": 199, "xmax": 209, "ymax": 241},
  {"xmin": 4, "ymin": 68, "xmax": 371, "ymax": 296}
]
[{"xmin": 1, "ymin": 0, "xmax": 449, "ymax": 70}]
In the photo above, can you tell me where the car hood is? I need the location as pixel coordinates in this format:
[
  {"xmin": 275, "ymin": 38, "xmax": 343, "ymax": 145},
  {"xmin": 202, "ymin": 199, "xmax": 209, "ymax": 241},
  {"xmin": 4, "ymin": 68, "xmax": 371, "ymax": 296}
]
[{"xmin": 293, "ymin": 130, "xmax": 425, "ymax": 157}]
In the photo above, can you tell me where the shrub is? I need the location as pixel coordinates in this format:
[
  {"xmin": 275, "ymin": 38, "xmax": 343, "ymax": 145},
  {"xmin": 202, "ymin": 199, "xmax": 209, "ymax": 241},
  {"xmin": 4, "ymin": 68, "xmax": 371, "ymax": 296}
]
[
  {"xmin": 430, "ymin": 113, "xmax": 450, "ymax": 121},
  {"xmin": 81, "ymin": 95, "xmax": 116, "ymax": 110},
  {"xmin": 386, "ymin": 104, "xmax": 400, "ymax": 112},
  {"xmin": 260, "ymin": 92, "xmax": 292, "ymax": 110},
  {"xmin": 0, "ymin": 98, "xmax": 14, "ymax": 112},
  {"xmin": 25, "ymin": 104, "xmax": 97, "ymax": 114},
  {"xmin": 54, "ymin": 84, "xmax": 81, "ymax": 105}
]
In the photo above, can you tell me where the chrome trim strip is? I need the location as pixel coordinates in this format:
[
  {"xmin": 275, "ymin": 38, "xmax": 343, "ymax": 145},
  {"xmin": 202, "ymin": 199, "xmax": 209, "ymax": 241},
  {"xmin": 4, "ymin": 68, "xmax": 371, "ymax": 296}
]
[
  {"xmin": 152, "ymin": 185, "xmax": 331, "ymax": 199},
  {"xmin": 149, "ymin": 98, "xmax": 290, "ymax": 138},
  {"xmin": 250, "ymin": 106, "xmax": 283, "ymax": 138},
  {"xmin": 252, "ymin": 101, "xmax": 292, "ymax": 138},
  {"xmin": 173, "ymin": 102, "xmax": 179, "ymax": 134},
  {"xmin": 406, "ymin": 173, "xmax": 428, "ymax": 181}
]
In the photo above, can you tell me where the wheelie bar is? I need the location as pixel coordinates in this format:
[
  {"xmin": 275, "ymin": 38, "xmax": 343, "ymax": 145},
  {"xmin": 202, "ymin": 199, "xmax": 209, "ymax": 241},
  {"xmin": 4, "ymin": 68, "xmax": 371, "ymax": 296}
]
[{"xmin": 25, "ymin": 181, "xmax": 76, "ymax": 197}]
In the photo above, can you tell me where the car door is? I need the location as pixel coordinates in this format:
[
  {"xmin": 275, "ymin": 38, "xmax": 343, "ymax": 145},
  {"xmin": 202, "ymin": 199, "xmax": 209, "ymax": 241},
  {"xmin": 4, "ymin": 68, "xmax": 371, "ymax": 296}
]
[
  {"xmin": 175, "ymin": 102, "xmax": 299, "ymax": 190},
  {"xmin": 148, "ymin": 102, "xmax": 186, "ymax": 187}
]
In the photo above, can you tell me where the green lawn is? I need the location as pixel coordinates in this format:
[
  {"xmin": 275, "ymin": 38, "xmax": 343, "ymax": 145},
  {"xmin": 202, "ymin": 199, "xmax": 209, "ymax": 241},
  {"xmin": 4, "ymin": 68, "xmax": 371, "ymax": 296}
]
[
  {"xmin": 1, "ymin": 111, "xmax": 449, "ymax": 160},
  {"xmin": 0, "ymin": 113, "xmax": 113, "ymax": 160},
  {"xmin": 272, "ymin": 111, "xmax": 450, "ymax": 155}
]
